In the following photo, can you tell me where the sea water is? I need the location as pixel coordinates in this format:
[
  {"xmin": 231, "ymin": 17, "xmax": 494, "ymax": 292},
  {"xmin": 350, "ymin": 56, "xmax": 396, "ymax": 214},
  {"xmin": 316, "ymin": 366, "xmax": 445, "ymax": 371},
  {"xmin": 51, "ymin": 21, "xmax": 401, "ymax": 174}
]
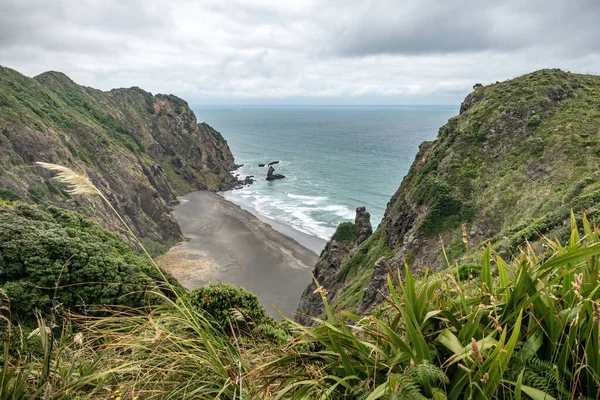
[{"xmin": 193, "ymin": 105, "xmax": 458, "ymax": 244}]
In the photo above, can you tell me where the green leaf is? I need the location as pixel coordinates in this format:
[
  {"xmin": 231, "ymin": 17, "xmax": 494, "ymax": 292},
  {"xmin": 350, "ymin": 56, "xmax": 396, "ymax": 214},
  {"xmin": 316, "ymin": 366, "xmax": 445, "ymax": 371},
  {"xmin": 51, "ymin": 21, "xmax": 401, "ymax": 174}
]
[
  {"xmin": 496, "ymin": 253, "xmax": 510, "ymax": 288},
  {"xmin": 515, "ymin": 369, "xmax": 525, "ymax": 400},
  {"xmin": 481, "ymin": 242, "xmax": 492, "ymax": 291},
  {"xmin": 366, "ymin": 382, "xmax": 388, "ymax": 400}
]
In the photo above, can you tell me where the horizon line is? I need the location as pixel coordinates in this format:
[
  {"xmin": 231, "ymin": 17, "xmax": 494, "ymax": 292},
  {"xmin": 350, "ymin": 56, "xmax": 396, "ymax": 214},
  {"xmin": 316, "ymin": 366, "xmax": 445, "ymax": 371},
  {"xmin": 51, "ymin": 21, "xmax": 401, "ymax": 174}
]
[{"xmin": 190, "ymin": 103, "xmax": 460, "ymax": 107}]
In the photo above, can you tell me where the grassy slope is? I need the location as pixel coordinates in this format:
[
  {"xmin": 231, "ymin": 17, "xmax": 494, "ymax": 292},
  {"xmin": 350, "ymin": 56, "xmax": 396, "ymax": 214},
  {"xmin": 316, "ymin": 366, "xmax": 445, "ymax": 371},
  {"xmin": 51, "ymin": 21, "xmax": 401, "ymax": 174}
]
[{"xmin": 329, "ymin": 69, "xmax": 600, "ymax": 311}]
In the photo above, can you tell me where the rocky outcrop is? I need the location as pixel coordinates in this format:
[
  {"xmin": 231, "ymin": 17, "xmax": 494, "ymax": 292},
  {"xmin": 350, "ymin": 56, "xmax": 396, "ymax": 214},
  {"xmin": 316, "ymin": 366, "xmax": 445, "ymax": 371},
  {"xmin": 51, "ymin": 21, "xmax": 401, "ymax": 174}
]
[
  {"xmin": 295, "ymin": 206, "xmax": 373, "ymax": 324},
  {"xmin": 294, "ymin": 239, "xmax": 354, "ymax": 325},
  {"xmin": 235, "ymin": 176, "xmax": 255, "ymax": 188},
  {"xmin": 358, "ymin": 257, "xmax": 391, "ymax": 314},
  {"xmin": 266, "ymin": 166, "xmax": 285, "ymax": 181},
  {"xmin": 0, "ymin": 67, "xmax": 239, "ymax": 243},
  {"xmin": 297, "ymin": 68, "xmax": 600, "ymax": 319},
  {"xmin": 355, "ymin": 206, "xmax": 373, "ymax": 244},
  {"xmin": 259, "ymin": 160, "xmax": 280, "ymax": 167}
]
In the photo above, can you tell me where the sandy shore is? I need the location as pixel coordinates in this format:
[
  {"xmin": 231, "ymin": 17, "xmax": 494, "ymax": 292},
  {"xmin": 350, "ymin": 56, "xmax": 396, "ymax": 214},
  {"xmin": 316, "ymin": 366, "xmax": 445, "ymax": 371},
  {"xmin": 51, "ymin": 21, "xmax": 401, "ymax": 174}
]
[{"xmin": 159, "ymin": 191, "xmax": 325, "ymax": 317}]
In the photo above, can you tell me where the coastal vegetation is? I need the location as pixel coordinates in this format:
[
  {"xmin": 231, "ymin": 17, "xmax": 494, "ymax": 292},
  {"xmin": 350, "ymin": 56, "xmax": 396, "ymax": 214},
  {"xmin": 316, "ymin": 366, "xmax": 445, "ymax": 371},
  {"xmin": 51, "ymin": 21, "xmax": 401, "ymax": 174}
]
[
  {"xmin": 2, "ymin": 203, "xmax": 599, "ymax": 398},
  {"xmin": 1, "ymin": 67, "xmax": 600, "ymax": 398},
  {"xmin": 0, "ymin": 163, "xmax": 598, "ymax": 399},
  {"xmin": 0, "ymin": 202, "xmax": 172, "ymax": 322},
  {"xmin": 297, "ymin": 68, "xmax": 600, "ymax": 317}
]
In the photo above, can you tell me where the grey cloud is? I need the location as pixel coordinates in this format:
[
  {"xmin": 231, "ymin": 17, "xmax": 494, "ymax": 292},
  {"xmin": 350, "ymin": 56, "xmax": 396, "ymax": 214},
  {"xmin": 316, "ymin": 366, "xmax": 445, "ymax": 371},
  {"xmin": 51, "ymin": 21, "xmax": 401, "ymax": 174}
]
[
  {"xmin": 328, "ymin": 0, "xmax": 600, "ymax": 57},
  {"xmin": 0, "ymin": 0, "xmax": 169, "ymax": 55},
  {"xmin": 0, "ymin": 0, "xmax": 599, "ymax": 104}
]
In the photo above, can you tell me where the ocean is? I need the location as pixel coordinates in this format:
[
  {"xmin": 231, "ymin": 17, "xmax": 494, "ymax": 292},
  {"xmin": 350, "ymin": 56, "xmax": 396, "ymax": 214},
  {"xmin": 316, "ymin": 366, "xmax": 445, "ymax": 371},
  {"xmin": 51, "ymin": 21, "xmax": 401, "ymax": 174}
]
[{"xmin": 193, "ymin": 105, "xmax": 458, "ymax": 248}]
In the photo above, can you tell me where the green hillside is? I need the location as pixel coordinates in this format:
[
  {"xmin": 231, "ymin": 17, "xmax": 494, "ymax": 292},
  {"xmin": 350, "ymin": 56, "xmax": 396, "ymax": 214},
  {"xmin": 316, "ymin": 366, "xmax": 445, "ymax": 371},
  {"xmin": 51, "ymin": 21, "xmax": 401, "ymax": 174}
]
[
  {"xmin": 0, "ymin": 67, "xmax": 238, "ymax": 244},
  {"xmin": 298, "ymin": 69, "xmax": 600, "ymax": 318}
]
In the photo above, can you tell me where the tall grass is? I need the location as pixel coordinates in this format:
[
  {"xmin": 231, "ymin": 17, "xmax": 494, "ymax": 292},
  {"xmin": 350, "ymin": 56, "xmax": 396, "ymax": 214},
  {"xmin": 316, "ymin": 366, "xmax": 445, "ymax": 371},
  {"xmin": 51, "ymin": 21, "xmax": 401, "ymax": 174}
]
[
  {"xmin": 1, "ymin": 164, "xmax": 599, "ymax": 398},
  {"xmin": 260, "ymin": 211, "xmax": 600, "ymax": 399}
]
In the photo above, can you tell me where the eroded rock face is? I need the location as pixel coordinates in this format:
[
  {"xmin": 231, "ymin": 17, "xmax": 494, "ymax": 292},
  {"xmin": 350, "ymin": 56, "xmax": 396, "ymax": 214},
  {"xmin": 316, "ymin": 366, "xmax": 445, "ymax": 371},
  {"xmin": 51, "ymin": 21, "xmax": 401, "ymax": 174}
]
[
  {"xmin": 296, "ymin": 206, "xmax": 373, "ymax": 324},
  {"xmin": 294, "ymin": 239, "xmax": 354, "ymax": 326},
  {"xmin": 358, "ymin": 257, "xmax": 391, "ymax": 314},
  {"xmin": 355, "ymin": 206, "xmax": 373, "ymax": 244},
  {"xmin": 0, "ymin": 67, "xmax": 239, "ymax": 243}
]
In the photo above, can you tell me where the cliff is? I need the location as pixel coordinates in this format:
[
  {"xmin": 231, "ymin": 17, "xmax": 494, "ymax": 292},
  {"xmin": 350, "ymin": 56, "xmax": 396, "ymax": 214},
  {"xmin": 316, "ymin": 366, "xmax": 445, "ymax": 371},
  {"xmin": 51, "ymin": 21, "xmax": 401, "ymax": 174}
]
[
  {"xmin": 297, "ymin": 68, "xmax": 600, "ymax": 321},
  {"xmin": 0, "ymin": 67, "xmax": 238, "ymax": 244}
]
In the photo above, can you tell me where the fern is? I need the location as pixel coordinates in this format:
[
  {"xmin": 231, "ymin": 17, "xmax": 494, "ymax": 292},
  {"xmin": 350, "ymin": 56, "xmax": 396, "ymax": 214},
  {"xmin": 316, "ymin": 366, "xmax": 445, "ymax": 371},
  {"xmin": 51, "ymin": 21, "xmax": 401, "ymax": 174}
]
[
  {"xmin": 520, "ymin": 356, "xmax": 566, "ymax": 397},
  {"xmin": 407, "ymin": 362, "xmax": 449, "ymax": 387},
  {"xmin": 390, "ymin": 375, "xmax": 427, "ymax": 400}
]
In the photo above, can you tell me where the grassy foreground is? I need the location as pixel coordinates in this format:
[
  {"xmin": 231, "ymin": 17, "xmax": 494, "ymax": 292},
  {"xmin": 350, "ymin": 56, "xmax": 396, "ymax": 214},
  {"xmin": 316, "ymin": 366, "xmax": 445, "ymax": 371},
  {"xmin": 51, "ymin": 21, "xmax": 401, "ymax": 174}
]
[
  {"xmin": 2, "ymin": 164, "xmax": 600, "ymax": 399},
  {"xmin": 1, "ymin": 211, "xmax": 599, "ymax": 399}
]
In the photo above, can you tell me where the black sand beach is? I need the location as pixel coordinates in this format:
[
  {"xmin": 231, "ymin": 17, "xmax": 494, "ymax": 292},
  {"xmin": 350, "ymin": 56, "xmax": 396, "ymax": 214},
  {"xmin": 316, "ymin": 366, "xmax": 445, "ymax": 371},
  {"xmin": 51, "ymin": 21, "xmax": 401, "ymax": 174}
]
[{"xmin": 159, "ymin": 191, "xmax": 325, "ymax": 317}]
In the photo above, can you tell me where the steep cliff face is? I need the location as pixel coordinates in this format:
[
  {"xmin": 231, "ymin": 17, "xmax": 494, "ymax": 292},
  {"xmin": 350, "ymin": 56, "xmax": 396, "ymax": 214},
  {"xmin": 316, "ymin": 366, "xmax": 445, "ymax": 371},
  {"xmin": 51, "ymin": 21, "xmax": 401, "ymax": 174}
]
[
  {"xmin": 297, "ymin": 68, "xmax": 600, "ymax": 319},
  {"xmin": 0, "ymin": 67, "xmax": 238, "ymax": 243}
]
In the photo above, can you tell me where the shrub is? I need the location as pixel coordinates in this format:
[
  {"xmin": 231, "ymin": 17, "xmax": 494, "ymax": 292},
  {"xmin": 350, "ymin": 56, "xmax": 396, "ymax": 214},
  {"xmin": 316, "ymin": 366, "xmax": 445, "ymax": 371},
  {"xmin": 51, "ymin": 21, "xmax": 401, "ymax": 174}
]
[
  {"xmin": 331, "ymin": 222, "xmax": 357, "ymax": 243},
  {"xmin": 456, "ymin": 263, "xmax": 480, "ymax": 280},
  {"xmin": 0, "ymin": 188, "xmax": 20, "ymax": 202},
  {"xmin": 527, "ymin": 114, "xmax": 541, "ymax": 126},
  {"xmin": 186, "ymin": 283, "xmax": 269, "ymax": 334},
  {"xmin": 0, "ymin": 203, "xmax": 163, "ymax": 321}
]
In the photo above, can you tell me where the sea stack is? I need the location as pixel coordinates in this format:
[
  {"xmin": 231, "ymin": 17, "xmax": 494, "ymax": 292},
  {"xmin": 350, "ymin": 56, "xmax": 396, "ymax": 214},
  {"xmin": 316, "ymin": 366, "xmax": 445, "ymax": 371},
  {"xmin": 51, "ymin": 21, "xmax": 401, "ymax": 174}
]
[{"xmin": 266, "ymin": 165, "xmax": 285, "ymax": 181}]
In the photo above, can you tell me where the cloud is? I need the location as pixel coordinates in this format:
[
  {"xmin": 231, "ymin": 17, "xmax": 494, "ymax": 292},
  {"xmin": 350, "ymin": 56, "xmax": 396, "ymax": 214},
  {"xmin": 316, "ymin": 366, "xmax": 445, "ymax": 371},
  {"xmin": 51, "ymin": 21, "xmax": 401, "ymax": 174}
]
[
  {"xmin": 327, "ymin": 0, "xmax": 600, "ymax": 57},
  {"xmin": 0, "ymin": 0, "xmax": 599, "ymax": 104}
]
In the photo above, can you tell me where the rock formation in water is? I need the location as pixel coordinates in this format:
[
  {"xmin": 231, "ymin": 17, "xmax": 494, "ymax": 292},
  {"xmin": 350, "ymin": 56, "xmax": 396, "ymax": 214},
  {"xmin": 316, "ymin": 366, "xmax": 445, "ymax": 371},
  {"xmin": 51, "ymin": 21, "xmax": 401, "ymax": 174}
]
[
  {"xmin": 0, "ymin": 67, "xmax": 239, "ymax": 244},
  {"xmin": 266, "ymin": 165, "xmax": 285, "ymax": 181},
  {"xmin": 297, "ymin": 68, "xmax": 600, "ymax": 320}
]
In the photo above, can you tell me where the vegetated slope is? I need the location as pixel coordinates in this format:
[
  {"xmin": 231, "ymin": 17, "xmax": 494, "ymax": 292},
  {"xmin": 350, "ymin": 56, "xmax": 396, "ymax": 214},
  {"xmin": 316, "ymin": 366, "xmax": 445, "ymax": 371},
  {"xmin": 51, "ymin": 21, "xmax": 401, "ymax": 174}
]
[
  {"xmin": 0, "ymin": 201, "xmax": 174, "ymax": 322},
  {"xmin": 0, "ymin": 66, "xmax": 238, "ymax": 244},
  {"xmin": 297, "ymin": 68, "xmax": 600, "ymax": 321}
]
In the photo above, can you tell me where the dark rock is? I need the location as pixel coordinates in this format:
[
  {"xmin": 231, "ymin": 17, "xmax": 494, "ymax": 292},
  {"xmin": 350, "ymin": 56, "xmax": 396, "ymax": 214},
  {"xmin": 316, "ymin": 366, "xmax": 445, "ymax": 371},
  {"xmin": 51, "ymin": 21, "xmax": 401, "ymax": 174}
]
[
  {"xmin": 295, "ymin": 240, "xmax": 354, "ymax": 325},
  {"xmin": 355, "ymin": 206, "xmax": 373, "ymax": 244},
  {"xmin": 473, "ymin": 83, "xmax": 483, "ymax": 90},
  {"xmin": 460, "ymin": 88, "xmax": 485, "ymax": 114},
  {"xmin": 266, "ymin": 165, "xmax": 285, "ymax": 181},
  {"xmin": 230, "ymin": 163, "xmax": 243, "ymax": 171},
  {"xmin": 358, "ymin": 257, "xmax": 392, "ymax": 314},
  {"xmin": 243, "ymin": 175, "xmax": 255, "ymax": 185},
  {"xmin": 268, "ymin": 160, "xmax": 280, "ymax": 166},
  {"xmin": 258, "ymin": 163, "xmax": 265, "ymax": 167},
  {"xmin": 171, "ymin": 157, "xmax": 184, "ymax": 168}
]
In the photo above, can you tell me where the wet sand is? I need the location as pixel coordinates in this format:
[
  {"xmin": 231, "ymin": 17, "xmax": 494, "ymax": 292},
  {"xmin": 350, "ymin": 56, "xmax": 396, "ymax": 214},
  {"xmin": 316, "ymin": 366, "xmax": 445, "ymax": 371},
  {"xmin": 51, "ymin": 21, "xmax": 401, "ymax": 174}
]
[{"xmin": 159, "ymin": 191, "xmax": 325, "ymax": 317}]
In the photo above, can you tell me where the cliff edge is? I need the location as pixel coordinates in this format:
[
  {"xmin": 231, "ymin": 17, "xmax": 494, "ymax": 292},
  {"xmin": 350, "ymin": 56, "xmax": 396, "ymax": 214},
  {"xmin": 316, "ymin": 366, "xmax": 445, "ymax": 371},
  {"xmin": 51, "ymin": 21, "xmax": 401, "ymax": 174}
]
[{"xmin": 297, "ymin": 68, "xmax": 600, "ymax": 321}]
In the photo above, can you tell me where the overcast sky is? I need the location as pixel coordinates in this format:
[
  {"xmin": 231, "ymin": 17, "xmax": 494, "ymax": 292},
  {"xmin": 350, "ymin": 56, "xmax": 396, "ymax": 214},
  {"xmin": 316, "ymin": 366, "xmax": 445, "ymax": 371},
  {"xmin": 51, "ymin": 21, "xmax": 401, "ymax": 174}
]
[{"xmin": 1, "ymin": 0, "xmax": 599, "ymax": 105}]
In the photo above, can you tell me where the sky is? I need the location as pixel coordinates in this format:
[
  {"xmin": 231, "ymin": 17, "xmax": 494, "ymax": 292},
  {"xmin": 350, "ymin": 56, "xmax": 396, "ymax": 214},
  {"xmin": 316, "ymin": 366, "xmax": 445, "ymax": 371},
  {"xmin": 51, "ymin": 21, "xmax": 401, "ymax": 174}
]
[{"xmin": 1, "ymin": 0, "xmax": 599, "ymax": 105}]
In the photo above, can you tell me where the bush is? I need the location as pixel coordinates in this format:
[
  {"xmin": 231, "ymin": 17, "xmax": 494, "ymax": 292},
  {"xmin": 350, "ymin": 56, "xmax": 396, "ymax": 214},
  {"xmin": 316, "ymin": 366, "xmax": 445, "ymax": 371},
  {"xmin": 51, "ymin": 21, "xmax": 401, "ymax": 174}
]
[
  {"xmin": 331, "ymin": 222, "xmax": 357, "ymax": 243},
  {"xmin": 456, "ymin": 263, "xmax": 480, "ymax": 280},
  {"xmin": 0, "ymin": 203, "xmax": 164, "ymax": 321},
  {"xmin": 186, "ymin": 283, "xmax": 269, "ymax": 334},
  {"xmin": 0, "ymin": 188, "xmax": 20, "ymax": 202},
  {"xmin": 527, "ymin": 114, "xmax": 541, "ymax": 126}
]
